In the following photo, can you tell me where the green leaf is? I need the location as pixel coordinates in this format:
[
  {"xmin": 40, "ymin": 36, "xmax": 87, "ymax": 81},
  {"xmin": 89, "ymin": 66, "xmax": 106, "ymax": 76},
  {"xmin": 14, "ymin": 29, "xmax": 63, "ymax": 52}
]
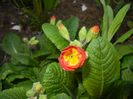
[
  {"xmin": 22, "ymin": 8, "xmax": 38, "ymax": 19},
  {"xmin": 121, "ymin": 55, "xmax": 133, "ymax": 81},
  {"xmin": 43, "ymin": 0, "xmax": 55, "ymax": 12},
  {"xmin": 39, "ymin": 34, "xmax": 58, "ymax": 53},
  {"xmin": 32, "ymin": 49, "xmax": 50, "ymax": 58},
  {"xmin": 42, "ymin": 23, "xmax": 69, "ymax": 51},
  {"xmin": 101, "ymin": 80, "xmax": 133, "ymax": 99},
  {"xmin": 83, "ymin": 37, "xmax": 120, "ymax": 98},
  {"xmin": 2, "ymin": 33, "xmax": 24, "ymax": 55},
  {"xmin": 77, "ymin": 83, "xmax": 86, "ymax": 98},
  {"xmin": 6, "ymin": 74, "xmax": 26, "ymax": 83},
  {"xmin": 50, "ymin": 93, "xmax": 72, "ymax": 99},
  {"xmin": 42, "ymin": 62, "xmax": 74, "ymax": 97},
  {"xmin": 0, "ymin": 63, "xmax": 13, "ymax": 80},
  {"xmin": 63, "ymin": 17, "xmax": 79, "ymax": 40},
  {"xmin": 0, "ymin": 81, "xmax": 2, "ymax": 91},
  {"xmin": 107, "ymin": 4, "xmax": 130, "ymax": 41},
  {"xmin": 0, "ymin": 87, "xmax": 27, "ymax": 99},
  {"xmin": 115, "ymin": 44, "xmax": 133, "ymax": 59},
  {"xmin": 102, "ymin": 5, "xmax": 114, "ymax": 38},
  {"xmin": 13, "ymin": 53, "xmax": 38, "ymax": 66},
  {"xmin": 113, "ymin": 28, "xmax": 133, "ymax": 45},
  {"xmin": 46, "ymin": 53, "xmax": 59, "ymax": 59},
  {"xmin": 14, "ymin": 80, "xmax": 33, "ymax": 90},
  {"xmin": 127, "ymin": 21, "xmax": 133, "ymax": 28}
]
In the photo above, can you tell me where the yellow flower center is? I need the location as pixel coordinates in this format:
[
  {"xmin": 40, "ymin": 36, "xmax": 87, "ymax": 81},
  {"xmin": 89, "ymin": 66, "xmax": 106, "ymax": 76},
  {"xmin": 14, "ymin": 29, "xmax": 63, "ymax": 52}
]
[
  {"xmin": 63, "ymin": 48, "xmax": 81, "ymax": 66},
  {"xmin": 35, "ymin": 86, "xmax": 41, "ymax": 90}
]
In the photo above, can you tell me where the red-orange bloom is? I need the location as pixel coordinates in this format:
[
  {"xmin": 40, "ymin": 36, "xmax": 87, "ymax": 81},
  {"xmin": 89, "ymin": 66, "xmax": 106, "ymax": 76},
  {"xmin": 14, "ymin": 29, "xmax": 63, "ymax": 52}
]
[{"xmin": 58, "ymin": 46, "xmax": 86, "ymax": 71}]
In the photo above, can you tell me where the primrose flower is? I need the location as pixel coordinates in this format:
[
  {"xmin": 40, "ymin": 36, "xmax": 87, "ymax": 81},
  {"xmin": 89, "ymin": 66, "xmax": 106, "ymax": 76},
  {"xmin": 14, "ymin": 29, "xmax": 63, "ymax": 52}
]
[{"xmin": 58, "ymin": 46, "xmax": 86, "ymax": 71}]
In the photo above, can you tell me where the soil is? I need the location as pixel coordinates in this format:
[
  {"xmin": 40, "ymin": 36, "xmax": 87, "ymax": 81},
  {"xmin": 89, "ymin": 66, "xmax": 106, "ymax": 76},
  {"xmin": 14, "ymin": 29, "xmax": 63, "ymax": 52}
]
[{"xmin": 0, "ymin": 0, "xmax": 133, "ymax": 65}]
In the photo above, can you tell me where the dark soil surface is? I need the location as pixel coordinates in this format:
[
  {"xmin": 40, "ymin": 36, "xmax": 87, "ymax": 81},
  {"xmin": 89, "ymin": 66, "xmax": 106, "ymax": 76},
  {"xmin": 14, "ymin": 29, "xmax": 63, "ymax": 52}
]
[{"xmin": 0, "ymin": 0, "xmax": 133, "ymax": 65}]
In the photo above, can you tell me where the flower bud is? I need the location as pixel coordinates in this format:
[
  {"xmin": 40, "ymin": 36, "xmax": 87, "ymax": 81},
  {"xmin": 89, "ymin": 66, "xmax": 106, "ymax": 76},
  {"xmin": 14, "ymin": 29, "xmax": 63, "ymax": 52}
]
[
  {"xmin": 78, "ymin": 26, "xmax": 87, "ymax": 42},
  {"xmin": 30, "ymin": 40, "xmax": 39, "ymax": 45},
  {"xmin": 86, "ymin": 25, "xmax": 99, "ymax": 42},
  {"xmin": 39, "ymin": 95, "xmax": 47, "ymax": 99},
  {"xmin": 70, "ymin": 40, "xmax": 82, "ymax": 47},
  {"xmin": 26, "ymin": 89, "xmax": 35, "ymax": 98},
  {"xmin": 92, "ymin": 25, "xmax": 99, "ymax": 34},
  {"xmin": 50, "ymin": 16, "xmax": 56, "ymax": 25},
  {"xmin": 28, "ymin": 37, "xmax": 39, "ymax": 45},
  {"xmin": 56, "ymin": 20, "xmax": 62, "ymax": 27},
  {"xmin": 33, "ymin": 82, "xmax": 42, "ymax": 92},
  {"xmin": 23, "ymin": 37, "xmax": 28, "ymax": 43},
  {"xmin": 58, "ymin": 24, "xmax": 70, "ymax": 41}
]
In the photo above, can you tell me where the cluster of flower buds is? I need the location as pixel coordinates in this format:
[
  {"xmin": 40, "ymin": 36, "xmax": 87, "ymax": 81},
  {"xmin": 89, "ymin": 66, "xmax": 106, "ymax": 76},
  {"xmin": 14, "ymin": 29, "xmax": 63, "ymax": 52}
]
[
  {"xmin": 79, "ymin": 25, "xmax": 99, "ymax": 47},
  {"xmin": 23, "ymin": 36, "xmax": 39, "ymax": 46},
  {"xmin": 26, "ymin": 82, "xmax": 47, "ymax": 99}
]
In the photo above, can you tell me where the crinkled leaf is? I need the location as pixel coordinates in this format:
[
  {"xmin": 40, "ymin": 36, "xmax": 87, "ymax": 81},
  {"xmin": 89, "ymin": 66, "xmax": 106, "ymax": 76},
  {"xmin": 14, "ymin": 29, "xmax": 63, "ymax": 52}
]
[
  {"xmin": 83, "ymin": 37, "xmax": 120, "ymax": 98},
  {"xmin": 2, "ymin": 33, "xmax": 24, "ymax": 55},
  {"xmin": 50, "ymin": 93, "xmax": 72, "ymax": 99},
  {"xmin": 63, "ymin": 17, "xmax": 79, "ymax": 40},
  {"xmin": 42, "ymin": 23, "xmax": 69, "ymax": 51},
  {"xmin": 0, "ymin": 63, "xmax": 13, "ymax": 80},
  {"xmin": 42, "ymin": 62, "xmax": 74, "ymax": 97},
  {"xmin": 0, "ymin": 87, "xmax": 27, "ymax": 99},
  {"xmin": 6, "ymin": 74, "xmax": 26, "ymax": 83}
]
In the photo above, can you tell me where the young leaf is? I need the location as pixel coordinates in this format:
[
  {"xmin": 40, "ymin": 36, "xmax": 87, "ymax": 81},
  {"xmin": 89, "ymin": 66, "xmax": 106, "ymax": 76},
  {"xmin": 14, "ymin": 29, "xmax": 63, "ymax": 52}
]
[
  {"xmin": 79, "ymin": 26, "xmax": 87, "ymax": 42},
  {"xmin": 42, "ymin": 62, "xmax": 74, "ymax": 97},
  {"xmin": 113, "ymin": 28, "xmax": 133, "ymax": 45},
  {"xmin": 63, "ymin": 17, "xmax": 79, "ymax": 40},
  {"xmin": 2, "ymin": 33, "xmax": 24, "ymax": 55},
  {"xmin": 107, "ymin": 4, "xmax": 130, "ymax": 41},
  {"xmin": 50, "ymin": 93, "xmax": 72, "ymax": 99},
  {"xmin": 83, "ymin": 37, "xmax": 120, "ymax": 98},
  {"xmin": 42, "ymin": 23, "xmax": 69, "ymax": 51},
  {"xmin": 0, "ymin": 87, "xmax": 27, "ymax": 99},
  {"xmin": 102, "ymin": 5, "xmax": 114, "ymax": 38}
]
